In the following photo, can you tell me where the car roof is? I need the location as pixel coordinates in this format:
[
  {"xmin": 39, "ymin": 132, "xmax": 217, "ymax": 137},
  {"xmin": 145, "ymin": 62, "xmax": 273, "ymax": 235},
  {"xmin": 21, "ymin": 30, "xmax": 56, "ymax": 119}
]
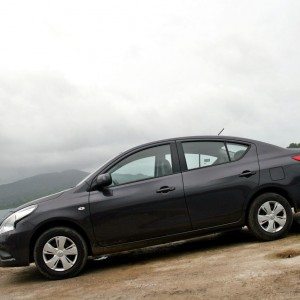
[
  {"xmin": 132, "ymin": 135, "xmax": 275, "ymax": 148},
  {"xmin": 126, "ymin": 135, "xmax": 287, "ymax": 157}
]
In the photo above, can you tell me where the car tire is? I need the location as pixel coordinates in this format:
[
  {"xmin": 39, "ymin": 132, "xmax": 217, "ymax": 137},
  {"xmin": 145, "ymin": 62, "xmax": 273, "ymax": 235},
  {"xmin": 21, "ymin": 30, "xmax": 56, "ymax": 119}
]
[
  {"xmin": 248, "ymin": 193, "xmax": 293, "ymax": 241},
  {"xmin": 34, "ymin": 227, "xmax": 88, "ymax": 280}
]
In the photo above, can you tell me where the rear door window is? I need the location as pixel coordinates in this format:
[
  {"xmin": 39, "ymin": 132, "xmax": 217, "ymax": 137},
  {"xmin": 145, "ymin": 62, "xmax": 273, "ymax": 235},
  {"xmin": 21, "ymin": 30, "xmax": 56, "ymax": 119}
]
[{"xmin": 182, "ymin": 141, "xmax": 229, "ymax": 170}]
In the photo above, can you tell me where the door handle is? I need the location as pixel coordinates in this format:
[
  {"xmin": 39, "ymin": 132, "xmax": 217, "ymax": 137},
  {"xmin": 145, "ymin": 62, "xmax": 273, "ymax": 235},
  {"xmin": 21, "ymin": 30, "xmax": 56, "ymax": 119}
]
[
  {"xmin": 156, "ymin": 186, "xmax": 176, "ymax": 193},
  {"xmin": 239, "ymin": 170, "xmax": 256, "ymax": 178}
]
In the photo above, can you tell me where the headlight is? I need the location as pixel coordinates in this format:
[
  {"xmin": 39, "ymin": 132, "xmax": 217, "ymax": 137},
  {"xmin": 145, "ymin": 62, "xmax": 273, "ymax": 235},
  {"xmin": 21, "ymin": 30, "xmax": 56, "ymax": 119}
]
[{"xmin": 0, "ymin": 205, "xmax": 37, "ymax": 235}]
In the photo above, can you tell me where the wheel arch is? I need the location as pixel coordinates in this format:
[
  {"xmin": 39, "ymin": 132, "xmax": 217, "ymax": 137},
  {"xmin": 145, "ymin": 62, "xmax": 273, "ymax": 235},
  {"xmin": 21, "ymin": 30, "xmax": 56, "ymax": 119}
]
[
  {"xmin": 245, "ymin": 186, "xmax": 296, "ymax": 223},
  {"xmin": 29, "ymin": 219, "xmax": 93, "ymax": 262}
]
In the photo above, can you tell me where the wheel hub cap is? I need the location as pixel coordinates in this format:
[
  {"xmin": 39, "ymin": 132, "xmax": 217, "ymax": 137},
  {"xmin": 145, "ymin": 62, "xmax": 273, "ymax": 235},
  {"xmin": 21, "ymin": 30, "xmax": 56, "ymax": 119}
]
[
  {"xmin": 42, "ymin": 236, "xmax": 78, "ymax": 272},
  {"xmin": 257, "ymin": 201, "xmax": 287, "ymax": 233}
]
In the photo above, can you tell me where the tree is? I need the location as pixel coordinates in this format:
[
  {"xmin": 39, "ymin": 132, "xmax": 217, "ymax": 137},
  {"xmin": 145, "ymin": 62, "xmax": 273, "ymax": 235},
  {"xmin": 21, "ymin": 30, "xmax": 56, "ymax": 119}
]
[{"xmin": 287, "ymin": 143, "xmax": 300, "ymax": 148}]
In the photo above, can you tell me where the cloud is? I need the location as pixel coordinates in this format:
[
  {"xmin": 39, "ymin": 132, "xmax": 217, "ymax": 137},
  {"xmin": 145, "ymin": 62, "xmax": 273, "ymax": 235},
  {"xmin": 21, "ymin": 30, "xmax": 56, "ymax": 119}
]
[{"xmin": 0, "ymin": 1, "xmax": 300, "ymax": 183}]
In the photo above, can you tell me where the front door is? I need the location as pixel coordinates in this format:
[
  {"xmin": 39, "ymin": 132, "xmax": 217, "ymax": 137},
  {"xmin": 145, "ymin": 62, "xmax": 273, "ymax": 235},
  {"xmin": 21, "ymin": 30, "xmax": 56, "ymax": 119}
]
[
  {"xmin": 89, "ymin": 143, "xmax": 192, "ymax": 246},
  {"xmin": 178, "ymin": 140, "xmax": 259, "ymax": 229}
]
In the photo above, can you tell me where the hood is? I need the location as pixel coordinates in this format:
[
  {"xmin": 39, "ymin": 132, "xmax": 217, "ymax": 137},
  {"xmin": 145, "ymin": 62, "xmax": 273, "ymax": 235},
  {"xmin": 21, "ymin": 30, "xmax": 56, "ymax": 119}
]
[
  {"xmin": 0, "ymin": 189, "xmax": 72, "ymax": 223},
  {"xmin": 11, "ymin": 188, "xmax": 72, "ymax": 212}
]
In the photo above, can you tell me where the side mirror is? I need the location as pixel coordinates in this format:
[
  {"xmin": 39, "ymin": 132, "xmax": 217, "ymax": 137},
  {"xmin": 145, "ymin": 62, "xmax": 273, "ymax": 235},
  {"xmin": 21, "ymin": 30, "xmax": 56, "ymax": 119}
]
[{"xmin": 96, "ymin": 173, "xmax": 112, "ymax": 188}]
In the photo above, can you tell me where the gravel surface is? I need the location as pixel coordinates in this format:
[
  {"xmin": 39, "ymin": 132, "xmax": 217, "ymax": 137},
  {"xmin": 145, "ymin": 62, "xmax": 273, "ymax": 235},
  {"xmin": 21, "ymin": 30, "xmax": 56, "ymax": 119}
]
[{"xmin": 0, "ymin": 226, "xmax": 299, "ymax": 299}]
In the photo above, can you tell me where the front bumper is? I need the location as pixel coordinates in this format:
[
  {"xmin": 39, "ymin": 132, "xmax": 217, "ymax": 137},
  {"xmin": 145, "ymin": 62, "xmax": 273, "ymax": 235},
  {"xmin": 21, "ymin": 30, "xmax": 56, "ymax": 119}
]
[{"xmin": 0, "ymin": 221, "xmax": 32, "ymax": 268}]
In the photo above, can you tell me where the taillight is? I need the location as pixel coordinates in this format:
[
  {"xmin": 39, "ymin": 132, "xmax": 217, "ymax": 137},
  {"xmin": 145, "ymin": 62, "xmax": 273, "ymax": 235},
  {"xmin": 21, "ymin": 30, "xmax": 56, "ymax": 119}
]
[{"xmin": 292, "ymin": 155, "xmax": 300, "ymax": 161}]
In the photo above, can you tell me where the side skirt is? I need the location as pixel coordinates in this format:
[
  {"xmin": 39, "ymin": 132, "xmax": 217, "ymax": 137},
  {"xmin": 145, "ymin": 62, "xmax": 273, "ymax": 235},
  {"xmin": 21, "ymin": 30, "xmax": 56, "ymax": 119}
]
[{"xmin": 92, "ymin": 220, "xmax": 244, "ymax": 256}]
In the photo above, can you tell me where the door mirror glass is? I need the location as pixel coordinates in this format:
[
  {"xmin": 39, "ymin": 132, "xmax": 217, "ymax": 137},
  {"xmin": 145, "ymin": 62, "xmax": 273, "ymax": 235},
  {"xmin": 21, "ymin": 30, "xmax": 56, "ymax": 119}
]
[{"xmin": 96, "ymin": 173, "xmax": 112, "ymax": 188}]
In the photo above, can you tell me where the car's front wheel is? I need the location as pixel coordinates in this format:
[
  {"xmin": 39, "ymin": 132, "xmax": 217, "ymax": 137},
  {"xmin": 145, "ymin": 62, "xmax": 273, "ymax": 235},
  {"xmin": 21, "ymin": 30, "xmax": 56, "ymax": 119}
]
[
  {"xmin": 34, "ymin": 227, "xmax": 88, "ymax": 279},
  {"xmin": 248, "ymin": 193, "xmax": 293, "ymax": 241}
]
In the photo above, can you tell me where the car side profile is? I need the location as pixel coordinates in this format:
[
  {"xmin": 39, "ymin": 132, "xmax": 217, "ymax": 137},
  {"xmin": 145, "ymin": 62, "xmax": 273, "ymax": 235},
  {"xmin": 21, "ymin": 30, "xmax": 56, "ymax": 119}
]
[{"xmin": 0, "ymin": 136, "xmax": 300, "ymax": 279}]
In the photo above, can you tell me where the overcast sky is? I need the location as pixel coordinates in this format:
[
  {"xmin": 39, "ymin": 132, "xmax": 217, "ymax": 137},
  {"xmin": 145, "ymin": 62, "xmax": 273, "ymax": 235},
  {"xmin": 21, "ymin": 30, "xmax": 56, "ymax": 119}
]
[{"xmin": 0, "ymin": 0, "xmax": 300, "ymax": 184}]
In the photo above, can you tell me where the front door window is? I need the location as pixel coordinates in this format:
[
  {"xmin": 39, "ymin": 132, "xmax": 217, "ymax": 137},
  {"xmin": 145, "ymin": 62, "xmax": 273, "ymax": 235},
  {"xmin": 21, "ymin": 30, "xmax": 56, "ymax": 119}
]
[{"xmin": 109, "ymin": 144, "xmax": 173, "ymax": 186}]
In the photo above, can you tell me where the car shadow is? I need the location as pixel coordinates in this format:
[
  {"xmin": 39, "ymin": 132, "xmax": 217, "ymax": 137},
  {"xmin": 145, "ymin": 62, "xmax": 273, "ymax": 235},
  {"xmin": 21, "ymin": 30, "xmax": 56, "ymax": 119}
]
[
  {"xmin": 11, "ymin": 224, "xmax": 300, "ymax": 284},
  {"xmin": 83, "ymin": 229, "xmax": 256, "ymax": 275}
]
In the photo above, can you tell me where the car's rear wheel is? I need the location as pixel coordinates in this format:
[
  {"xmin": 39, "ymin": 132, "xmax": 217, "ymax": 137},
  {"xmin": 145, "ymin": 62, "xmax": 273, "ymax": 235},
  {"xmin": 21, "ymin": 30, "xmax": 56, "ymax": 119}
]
[
  {"xmin": 34, "ymin": 227, "xmax": 88, "ymax": 279},
  {"xmin": 248, "ymin": 193, "xmax": 293, "ymax": 241}
]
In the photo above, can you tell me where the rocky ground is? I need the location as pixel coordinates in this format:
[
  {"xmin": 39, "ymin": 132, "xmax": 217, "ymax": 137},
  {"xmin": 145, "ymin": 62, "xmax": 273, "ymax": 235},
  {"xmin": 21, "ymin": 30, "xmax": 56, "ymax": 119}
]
[{"xmin": 0, "ymin": 225, "xmax": 299, "ymax": 299}]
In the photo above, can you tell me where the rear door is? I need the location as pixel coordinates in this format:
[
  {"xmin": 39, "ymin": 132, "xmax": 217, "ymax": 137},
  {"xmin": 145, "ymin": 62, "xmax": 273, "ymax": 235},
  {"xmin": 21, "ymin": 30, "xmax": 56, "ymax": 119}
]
[{"xmin": 177, "ymin": 139, "xmax": 259, "ymax": 229}]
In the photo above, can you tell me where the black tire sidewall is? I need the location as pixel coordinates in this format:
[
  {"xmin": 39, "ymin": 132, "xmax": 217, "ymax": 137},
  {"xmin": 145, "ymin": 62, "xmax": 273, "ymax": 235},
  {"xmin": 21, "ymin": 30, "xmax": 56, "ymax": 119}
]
[
  {"xmin": 248, "ymin": 193, "xmax": 293, "ymax": 241},
  {"xmin": 34, "ymin": 227, "xmax": 88, "ymax": 280}
]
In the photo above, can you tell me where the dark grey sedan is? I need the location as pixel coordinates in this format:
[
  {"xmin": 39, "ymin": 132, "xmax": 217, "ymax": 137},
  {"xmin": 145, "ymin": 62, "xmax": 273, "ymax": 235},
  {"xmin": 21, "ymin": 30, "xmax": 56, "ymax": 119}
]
[{"xmin": 0, "ymin": 136, "xmax": 300, "ymax": 279}]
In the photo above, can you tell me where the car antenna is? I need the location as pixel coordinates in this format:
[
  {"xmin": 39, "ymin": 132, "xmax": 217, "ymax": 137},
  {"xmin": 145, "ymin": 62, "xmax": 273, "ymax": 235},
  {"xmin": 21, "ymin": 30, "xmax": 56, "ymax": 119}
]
[{"xmin": 218, "ymin": 128, "xmax": 224, "ymax": 136}]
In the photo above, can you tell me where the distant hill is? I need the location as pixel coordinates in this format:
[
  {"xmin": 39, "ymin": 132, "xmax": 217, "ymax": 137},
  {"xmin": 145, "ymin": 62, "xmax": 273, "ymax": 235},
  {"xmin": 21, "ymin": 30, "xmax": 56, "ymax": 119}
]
[{"xmin": 0, "ymin": 170, "xmax": 89, "ymax": 210}]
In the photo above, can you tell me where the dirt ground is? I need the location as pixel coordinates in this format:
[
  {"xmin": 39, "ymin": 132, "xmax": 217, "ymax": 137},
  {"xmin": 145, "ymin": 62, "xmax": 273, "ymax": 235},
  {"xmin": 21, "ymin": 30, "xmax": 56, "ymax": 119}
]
[{"xmin": 0, "ymin": 226, "xmax": 299, "ymax": 299}]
